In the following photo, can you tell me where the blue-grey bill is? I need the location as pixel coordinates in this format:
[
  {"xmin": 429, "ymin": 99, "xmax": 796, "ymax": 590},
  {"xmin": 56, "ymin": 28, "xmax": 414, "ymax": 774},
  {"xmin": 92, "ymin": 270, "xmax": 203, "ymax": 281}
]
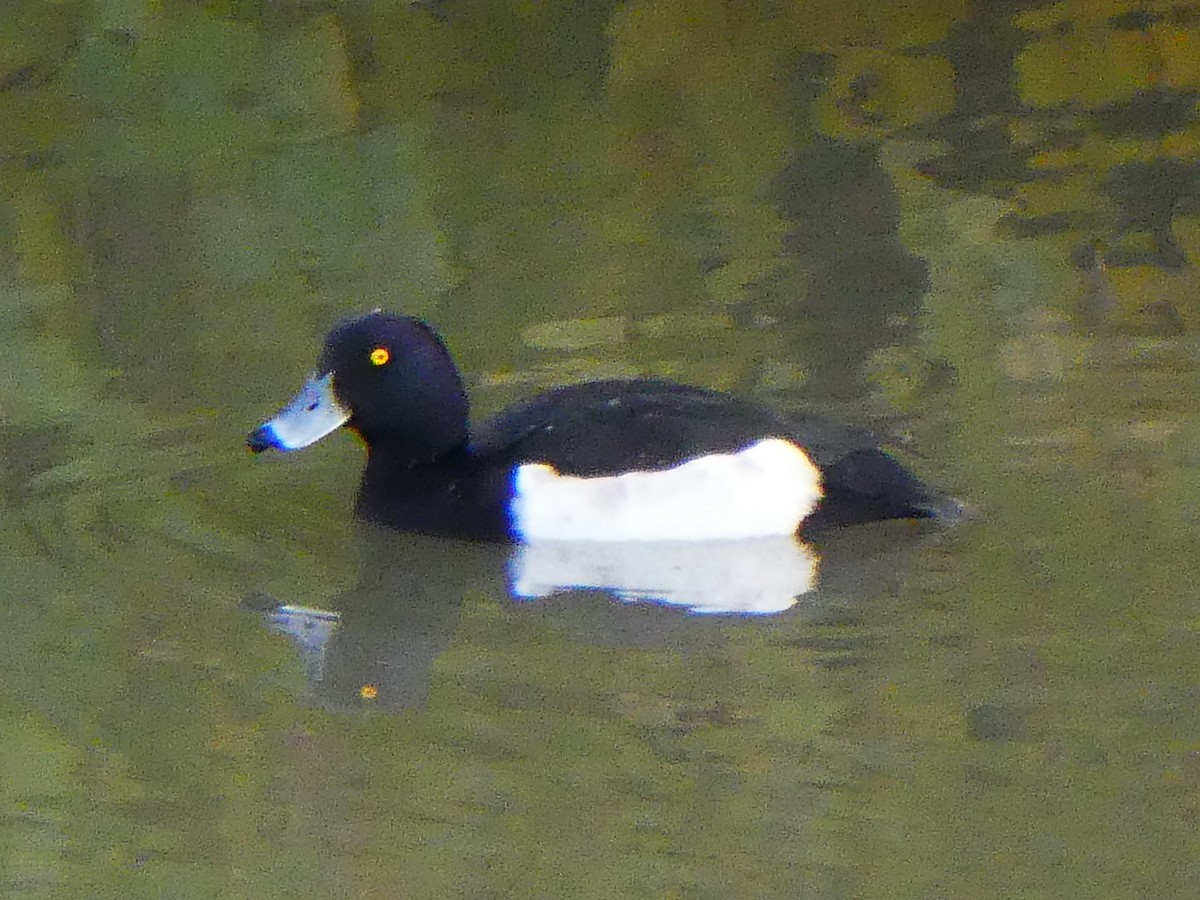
[{"xmin": 247, "ymin": 373, "xmax": 350, "ymax": 452}]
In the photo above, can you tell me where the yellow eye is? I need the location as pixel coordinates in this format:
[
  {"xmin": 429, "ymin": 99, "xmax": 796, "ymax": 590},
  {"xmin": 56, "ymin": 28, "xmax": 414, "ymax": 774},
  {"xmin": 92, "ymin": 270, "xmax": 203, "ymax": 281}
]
[{"xmin": 369, "ymin": 347, "xmax": 390, "ymax": 366}]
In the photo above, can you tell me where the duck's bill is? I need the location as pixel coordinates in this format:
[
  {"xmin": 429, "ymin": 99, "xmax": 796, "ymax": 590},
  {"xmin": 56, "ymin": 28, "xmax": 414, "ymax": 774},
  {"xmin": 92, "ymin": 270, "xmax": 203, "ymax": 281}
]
[{"xmin": 247, "ymin": 373, "xmax": 350, "ymax": 453}]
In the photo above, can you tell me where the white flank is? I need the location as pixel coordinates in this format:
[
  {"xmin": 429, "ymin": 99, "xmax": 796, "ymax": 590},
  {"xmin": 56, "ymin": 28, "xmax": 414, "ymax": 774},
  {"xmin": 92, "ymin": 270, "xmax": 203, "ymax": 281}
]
[
  {"xmin": 510, "ymin": 438, "xmax": 823, "ymax": 542},
  {"xmin": 509, "ymin": 536, "xmax": 820, "ymax": 615}
]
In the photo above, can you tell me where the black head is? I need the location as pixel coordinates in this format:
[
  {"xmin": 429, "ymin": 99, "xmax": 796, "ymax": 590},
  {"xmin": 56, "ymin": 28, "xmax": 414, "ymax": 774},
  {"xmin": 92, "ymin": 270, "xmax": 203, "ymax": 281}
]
[
  {"xmin": 322, "ymin": 313, "xmax": 468, "ymax": 454},
  {"xmin": 248, "ymin": 312, "xmax": 470, "ymax": 464}
]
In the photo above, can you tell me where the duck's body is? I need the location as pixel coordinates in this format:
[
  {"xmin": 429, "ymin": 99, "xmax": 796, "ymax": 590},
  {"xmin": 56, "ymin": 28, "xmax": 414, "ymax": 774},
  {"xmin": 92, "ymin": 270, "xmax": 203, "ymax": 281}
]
[{"xmin": 248, "ymin": 312, "xmax": 957, "ymax": 542}]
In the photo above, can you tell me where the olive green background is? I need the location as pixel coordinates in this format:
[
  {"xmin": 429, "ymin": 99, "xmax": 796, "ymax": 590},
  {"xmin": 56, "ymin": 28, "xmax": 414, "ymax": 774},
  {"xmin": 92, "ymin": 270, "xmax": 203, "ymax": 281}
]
[{"xmin": 2, "ymin": 1, "xmax": 1199, "ymax": 896}]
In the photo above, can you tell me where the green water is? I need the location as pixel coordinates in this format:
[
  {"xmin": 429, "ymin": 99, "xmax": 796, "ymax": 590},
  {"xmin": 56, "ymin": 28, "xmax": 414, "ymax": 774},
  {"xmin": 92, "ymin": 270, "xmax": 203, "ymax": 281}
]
[{"xmin": 3, "ymin": 2, "xmax": 1199, "ymax": 897}]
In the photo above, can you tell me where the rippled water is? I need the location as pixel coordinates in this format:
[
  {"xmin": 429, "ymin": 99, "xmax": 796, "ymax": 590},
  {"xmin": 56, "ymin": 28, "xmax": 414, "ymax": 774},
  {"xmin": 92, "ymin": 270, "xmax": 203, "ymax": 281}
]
[{"xmin": 3, "ymin": 2, "xmax": 1200, "ymax": 897}]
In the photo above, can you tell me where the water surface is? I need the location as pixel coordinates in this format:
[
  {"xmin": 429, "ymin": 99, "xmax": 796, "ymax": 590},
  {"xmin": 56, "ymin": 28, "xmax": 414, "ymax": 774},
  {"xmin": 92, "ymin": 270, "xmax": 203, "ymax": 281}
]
[{"xmin": 3, "ymin": 2, "xmax": 1199, "ymax": 897}]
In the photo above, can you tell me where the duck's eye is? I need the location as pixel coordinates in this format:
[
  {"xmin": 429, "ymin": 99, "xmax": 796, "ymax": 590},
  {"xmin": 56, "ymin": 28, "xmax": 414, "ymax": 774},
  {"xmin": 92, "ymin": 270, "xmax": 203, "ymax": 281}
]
[{"xmin": 369, "ymin": 347, "xmax": 390, "ymax": 366}]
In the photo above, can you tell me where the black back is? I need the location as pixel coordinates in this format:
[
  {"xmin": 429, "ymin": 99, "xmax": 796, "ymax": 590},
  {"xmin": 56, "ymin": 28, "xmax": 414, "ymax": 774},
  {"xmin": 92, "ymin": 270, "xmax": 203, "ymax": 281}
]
[
  {"xmin": 468, "ymin": 378, "xmax": 949, "ymax": 528},
  {"xmin": 473, "ymin": 380, "xmax": 804, "ymax": 475}
]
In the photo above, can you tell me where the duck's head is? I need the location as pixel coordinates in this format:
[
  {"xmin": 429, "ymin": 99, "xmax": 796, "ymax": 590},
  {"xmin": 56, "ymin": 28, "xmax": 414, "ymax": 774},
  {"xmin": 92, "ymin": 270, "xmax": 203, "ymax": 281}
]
[{"xmin": 247, "ymin": 312, "xmax": 469, "ymax": 463}]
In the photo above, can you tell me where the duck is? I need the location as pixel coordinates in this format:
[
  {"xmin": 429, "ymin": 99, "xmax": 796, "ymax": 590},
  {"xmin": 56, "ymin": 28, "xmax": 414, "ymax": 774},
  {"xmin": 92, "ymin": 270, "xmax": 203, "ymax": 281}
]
[{"xmin": 247, "ymin": 311, "xmax": 960, "ymax": 542}]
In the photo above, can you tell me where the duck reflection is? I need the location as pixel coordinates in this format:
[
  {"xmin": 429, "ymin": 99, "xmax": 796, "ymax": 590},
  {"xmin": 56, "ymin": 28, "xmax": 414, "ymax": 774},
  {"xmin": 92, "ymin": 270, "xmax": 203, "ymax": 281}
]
[
  {"xmin": 510, "ymin": 536, "xmax": 817, "ymax": 615},
  {"xmin": 247, "ymin": 521, "xmax": 944, "ymax": 711}
]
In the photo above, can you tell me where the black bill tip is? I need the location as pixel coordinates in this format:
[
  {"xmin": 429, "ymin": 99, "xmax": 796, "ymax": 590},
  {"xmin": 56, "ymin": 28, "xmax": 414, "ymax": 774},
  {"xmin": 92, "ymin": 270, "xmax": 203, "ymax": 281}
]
[{"xmin": 247, "ymin": 425, "xmax": 280, "ymax": 454}]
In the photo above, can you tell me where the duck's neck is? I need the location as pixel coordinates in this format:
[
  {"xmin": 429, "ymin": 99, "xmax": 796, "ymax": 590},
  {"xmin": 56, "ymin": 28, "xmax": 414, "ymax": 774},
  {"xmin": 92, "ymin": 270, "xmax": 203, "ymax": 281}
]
[
  {"xmin": 349, "ymin": 400, "xmax": 469, "ymax": 467},
  {"xmin": 356, "ymin": 445, "xmax": 512, "ymax": 541}
]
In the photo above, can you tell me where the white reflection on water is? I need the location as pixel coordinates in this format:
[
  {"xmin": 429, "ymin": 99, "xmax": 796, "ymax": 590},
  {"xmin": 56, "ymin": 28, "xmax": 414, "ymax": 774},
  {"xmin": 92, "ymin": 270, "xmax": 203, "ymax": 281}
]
[{"xmin": 508, "ymin": 536, "xmax": 819, "ymax": 615}]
